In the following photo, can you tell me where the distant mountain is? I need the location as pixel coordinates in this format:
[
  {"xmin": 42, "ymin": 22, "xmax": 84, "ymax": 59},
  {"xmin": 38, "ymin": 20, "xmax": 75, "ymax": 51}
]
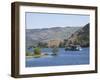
[
  {"xmin": 66, "ymin": 23, "xmax": 89, "ymax": 47},
  {"xmin": 26, "ymin": 26, "xmax": 81, "ymax": 48}
]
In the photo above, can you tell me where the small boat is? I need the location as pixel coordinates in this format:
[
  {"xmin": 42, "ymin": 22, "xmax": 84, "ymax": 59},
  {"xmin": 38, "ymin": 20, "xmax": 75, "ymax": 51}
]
[
  {"xmin": 65, "ymin": 45, "xmax": 82, "ymax": 51},
  {"xmin": 51, "ymin": 53, "xmax": 58, "ymax": 56}
]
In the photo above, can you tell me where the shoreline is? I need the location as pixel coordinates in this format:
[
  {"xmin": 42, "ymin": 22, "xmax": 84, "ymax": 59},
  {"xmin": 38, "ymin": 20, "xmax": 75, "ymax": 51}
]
[{"xmin": 26, "ymin": 54, "xmax": 49, "ymax": 59}]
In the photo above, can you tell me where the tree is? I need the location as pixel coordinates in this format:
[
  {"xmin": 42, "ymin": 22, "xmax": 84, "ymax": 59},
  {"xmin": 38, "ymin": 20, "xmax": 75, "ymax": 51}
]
[
  {"xmin": 63, "ymin": 39, "xmax": 68, "ymax": 45},
  {"xmin": 68, "ymin": 40, "xmax": 72, "ymax": 44},
  {"xmin": 34, "ymin": 47, "xmax": 41, "ymax": 55},
  {"xmin": 51, "ymin": 46, "xmax": 59, "ymax": 56},
  {"xmin": 59, "ymin": 42, "xmax": 64, "ymax": 48}
]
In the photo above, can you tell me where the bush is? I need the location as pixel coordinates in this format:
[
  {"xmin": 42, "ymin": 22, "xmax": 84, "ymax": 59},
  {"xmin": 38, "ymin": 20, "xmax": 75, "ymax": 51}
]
[
  {"xmin": 26, "ymin": 51, "xmax": 33, "ymax": 56},
  {"xmin": 34, "ymin": 47, "xmax": 41, "ymax": 55}
]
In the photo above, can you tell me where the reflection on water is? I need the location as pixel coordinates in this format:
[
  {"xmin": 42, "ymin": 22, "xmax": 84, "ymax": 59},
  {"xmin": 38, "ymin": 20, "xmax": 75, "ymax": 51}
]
[{"xmin": 26, "ymin": 48, "xmax": 89, "ymax": 67}]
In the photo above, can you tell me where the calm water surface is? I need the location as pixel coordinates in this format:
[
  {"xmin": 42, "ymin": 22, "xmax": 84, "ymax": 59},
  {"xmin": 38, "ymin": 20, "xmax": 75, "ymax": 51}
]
[{"xmin": 26, "ymin": 48, "xmax": 89, "ymax": 67}]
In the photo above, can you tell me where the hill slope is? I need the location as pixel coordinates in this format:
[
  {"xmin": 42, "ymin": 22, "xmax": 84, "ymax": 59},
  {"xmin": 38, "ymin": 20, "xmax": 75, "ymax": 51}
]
[
  {"xmin": 26, "ymin": 27, "xmax": 81, "ymax": 47},
  {"xmin": 66, "ymin": 23, "xmax": 89, "ymax": 47}
]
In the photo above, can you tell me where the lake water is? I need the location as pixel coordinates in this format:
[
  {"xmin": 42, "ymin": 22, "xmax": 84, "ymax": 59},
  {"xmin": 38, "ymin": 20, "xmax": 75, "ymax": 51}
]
[{"xmin": 26, "ymin": 48, "xmax": 89, "ymax": 67}]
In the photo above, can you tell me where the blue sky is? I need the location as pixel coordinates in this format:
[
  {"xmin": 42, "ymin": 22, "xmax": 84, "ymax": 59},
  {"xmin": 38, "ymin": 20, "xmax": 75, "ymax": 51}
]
[{"xmin": 26, "ymin": 12, "xmax": 90, "ymax": 29}]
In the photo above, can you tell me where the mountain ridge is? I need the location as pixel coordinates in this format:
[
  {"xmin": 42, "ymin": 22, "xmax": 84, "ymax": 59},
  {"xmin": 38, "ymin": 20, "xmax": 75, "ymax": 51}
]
[
  {"xmin": 26, "ymin": 26, "xmax": 81, "ymax": 48},
  {"xmin": 66, "ymin": 23, "xmax": 89, "ymax": 47}
]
